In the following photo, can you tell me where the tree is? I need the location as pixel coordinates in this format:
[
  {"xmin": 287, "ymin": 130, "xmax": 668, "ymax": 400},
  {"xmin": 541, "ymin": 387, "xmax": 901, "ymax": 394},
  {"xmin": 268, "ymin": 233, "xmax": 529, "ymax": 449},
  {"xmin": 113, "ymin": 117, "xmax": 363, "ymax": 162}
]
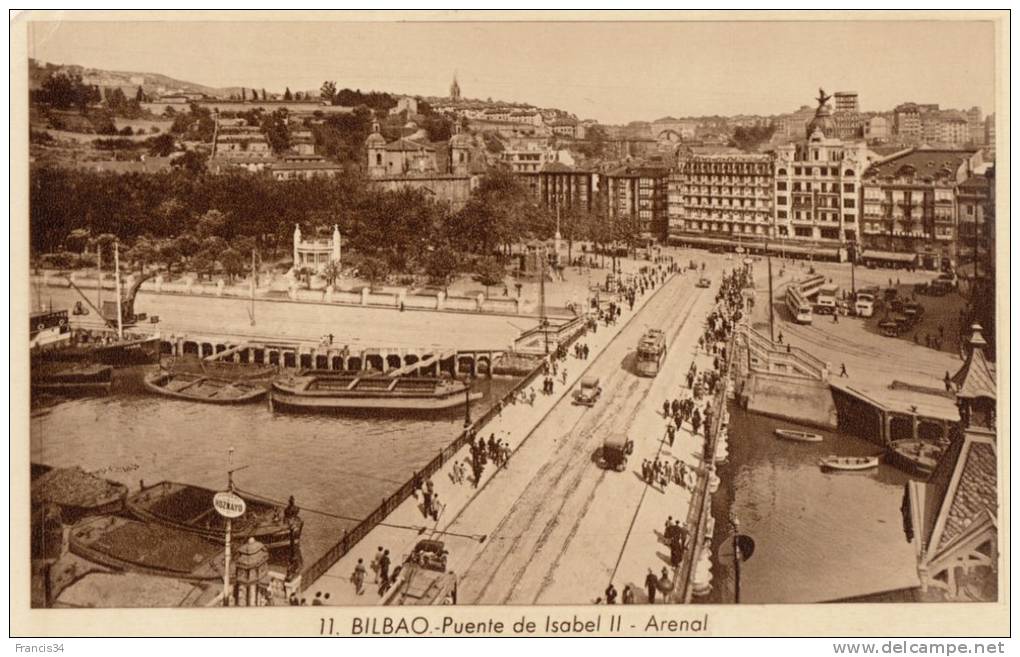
[
  {"xmin": 352, "ymin": 254, "xmax": 390, "ymax": 289},
  {"xmin": 321, "ymin": 260, "xmax": 342, "ymax": 287},
  {"xmin": 147, "ymin": 133, "xmax": 176, "ymax": 156},
  {"xmin": 320, "ymin": 81, "xmax": 337, "ymax": 103},
  {"xmin": 261, "ymin": 88, "xmax": 267, "ymax": 101},
  {"xmin": 283, "ymin": 87, "xmax": 293, "ymax": 101},
  {"xmin": 260, "ymin": 109, "xmax": 291, "ymax": 153},
  {"xmin": 135, "ymin": 85, "xmax": 146, "ymax": 103},
  {"xmin": 156, "ymin": 238, "xmax": 182, "ymax": 277},
  {"xmin": 196, "ymin": 209, "xmax": 229, "ymax": 240},
  {"xmin": 425, "ymin": 243, "xmax": 460, "ymax": 293},
  {"xmin": 125, "ymin": 235, "xmax": 158, "ymax": 275},
  {"xmin": 473, "ymin": 256, "xmax": 505, "ymax": 296},
  {"xmin": 219, "ymin": 246, "xmax": 246, "ymax": 282},
  {"xmin": 65, "ymin": 228, "xmax": 92, "ymax": 254},
  {"xmin": 170, "ymin": 150, "xmax": 208, "ymax": 175}
]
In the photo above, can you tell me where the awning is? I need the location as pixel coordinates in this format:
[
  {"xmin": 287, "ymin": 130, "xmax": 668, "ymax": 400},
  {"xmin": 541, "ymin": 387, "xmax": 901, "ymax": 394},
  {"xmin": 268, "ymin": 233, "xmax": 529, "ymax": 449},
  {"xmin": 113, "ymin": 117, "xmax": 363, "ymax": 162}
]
[
  {"xmin": 770, "ymin": 243, "xmax": 840, "ymax": 259},
  {"xmin": 668, "ymin": 235, "xmax": 766, "ymax": 251},
  {"xmin": 862, "ymin": 250, "xmax": 918, "ymax": 263}
]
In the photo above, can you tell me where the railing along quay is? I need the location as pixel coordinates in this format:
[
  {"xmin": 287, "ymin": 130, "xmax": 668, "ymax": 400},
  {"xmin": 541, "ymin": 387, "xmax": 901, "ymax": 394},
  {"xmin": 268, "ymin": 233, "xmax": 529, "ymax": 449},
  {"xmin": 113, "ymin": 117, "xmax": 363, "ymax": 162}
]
[
  {"xmin": 299, "ymin": 356, "xmax": 550, "ymax": 591},
  {"xmin": 677, "ymin": 327, "xmax": 739, "ymax": 603}
]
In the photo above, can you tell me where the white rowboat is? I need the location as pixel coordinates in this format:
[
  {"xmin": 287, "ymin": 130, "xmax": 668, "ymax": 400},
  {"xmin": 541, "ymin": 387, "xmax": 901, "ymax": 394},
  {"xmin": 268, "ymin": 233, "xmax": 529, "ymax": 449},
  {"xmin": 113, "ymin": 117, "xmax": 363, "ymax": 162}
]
[{"xmin": 774, "ymin": 429, "xmax": 823, "ymax": 443}]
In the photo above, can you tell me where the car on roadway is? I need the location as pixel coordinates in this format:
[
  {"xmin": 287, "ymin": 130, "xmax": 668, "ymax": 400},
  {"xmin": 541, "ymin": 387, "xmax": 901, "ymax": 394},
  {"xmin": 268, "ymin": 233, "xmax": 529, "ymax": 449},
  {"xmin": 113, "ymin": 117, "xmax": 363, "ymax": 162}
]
[
  {"xmin": 572, "ymin": 376, "xmax": 602, "ymax": 407},
  {"xmin": 696, "ymin": 277, "xmax": 711, "ymax": 288},
  {"xmin": 599, "ymin": 434, "xmax": 634, "ymax": 472}
]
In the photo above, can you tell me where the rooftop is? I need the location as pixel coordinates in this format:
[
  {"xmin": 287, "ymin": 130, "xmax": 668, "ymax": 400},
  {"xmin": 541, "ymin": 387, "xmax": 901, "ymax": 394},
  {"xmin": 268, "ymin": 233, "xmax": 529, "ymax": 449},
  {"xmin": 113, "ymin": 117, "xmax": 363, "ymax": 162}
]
[{"xmin": 865, "ymin": 148, "xmax": 976, "ymax": 180}]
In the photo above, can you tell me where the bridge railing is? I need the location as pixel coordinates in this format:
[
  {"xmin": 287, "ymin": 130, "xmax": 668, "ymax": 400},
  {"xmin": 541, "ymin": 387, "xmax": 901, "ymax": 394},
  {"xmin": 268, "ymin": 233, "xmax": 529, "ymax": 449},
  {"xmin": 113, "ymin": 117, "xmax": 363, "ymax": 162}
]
[{"xmin": 299, "ymin": 357, "xmax": 549, "ymax": 591}]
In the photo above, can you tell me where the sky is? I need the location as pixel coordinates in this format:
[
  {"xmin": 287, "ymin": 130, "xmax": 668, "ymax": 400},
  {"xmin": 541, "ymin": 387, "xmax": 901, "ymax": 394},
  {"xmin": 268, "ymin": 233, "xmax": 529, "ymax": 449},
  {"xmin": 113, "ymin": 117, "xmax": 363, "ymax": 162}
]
[{"xmin": 27, "ymin": 18, "xmax": 998, "ymax": 124}]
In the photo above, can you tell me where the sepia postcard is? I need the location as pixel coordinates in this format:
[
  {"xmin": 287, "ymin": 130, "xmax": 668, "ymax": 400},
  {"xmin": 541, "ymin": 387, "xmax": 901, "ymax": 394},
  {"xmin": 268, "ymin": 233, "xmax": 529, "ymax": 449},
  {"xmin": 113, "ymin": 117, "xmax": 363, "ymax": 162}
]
[{"xmin": 10, "ymin": 10, "xmax": 1010, "ymax": 639}]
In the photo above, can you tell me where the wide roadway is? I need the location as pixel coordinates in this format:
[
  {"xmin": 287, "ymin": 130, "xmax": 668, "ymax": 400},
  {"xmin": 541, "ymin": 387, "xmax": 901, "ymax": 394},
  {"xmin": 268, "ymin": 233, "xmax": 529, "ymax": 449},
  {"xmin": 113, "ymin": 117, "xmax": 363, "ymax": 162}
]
[{"xmin": 436, "ymin": 261, "xmax": 720, "ymax": 605}]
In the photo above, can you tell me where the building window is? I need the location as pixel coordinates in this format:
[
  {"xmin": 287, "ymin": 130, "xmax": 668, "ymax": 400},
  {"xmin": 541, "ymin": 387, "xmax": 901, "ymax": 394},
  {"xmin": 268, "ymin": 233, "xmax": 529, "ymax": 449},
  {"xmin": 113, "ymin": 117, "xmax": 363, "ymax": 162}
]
[
  {"xmin": 843, "ymin": 183, "xmax": 855, "ymax": 193},
  {"xmin": 843, "ymin": 198, "xmax": 855, "ymax": 209},
  {"xmin": 794, "ymin": 167, "xmax": 802, "ymax": 175},
  {"xmin": 777, "ymin": 181, "xmax": 787, "ymax": 191},
  {"xmin": 830, "ymin": 167, "xmax": 838, "ymax": 176},
  {"xmin": 778, "ymin": 168, "xmax": 787, "ymax": 176},
  {"xmin": 777, "ymin": 196, "xmax": 787, "ymax": 206},
  {"xmin": 777, "ymin": 210, "xmax": 788, "ymax": 219}
]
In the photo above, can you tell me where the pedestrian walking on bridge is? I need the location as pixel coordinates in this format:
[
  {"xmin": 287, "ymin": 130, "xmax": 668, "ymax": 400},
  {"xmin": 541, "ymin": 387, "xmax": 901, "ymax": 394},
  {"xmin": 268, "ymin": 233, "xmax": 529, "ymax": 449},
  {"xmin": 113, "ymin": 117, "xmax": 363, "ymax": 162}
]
[{"xmin": 645, "ymin": 569, "xmax": 659, "ymax": 604}]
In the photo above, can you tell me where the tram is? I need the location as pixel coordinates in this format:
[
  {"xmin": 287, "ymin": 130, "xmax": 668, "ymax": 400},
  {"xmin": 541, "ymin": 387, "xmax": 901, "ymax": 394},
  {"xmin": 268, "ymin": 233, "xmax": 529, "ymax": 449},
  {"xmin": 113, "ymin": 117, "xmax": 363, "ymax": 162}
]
[{"xmin": 635, "ymin": 329, "xmax": 667, "ymax": 377}]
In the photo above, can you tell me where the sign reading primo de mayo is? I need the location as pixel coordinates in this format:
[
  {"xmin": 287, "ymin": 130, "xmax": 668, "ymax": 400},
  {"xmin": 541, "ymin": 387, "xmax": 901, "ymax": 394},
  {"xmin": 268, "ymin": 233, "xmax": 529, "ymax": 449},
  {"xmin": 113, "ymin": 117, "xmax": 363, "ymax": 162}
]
[{"xmin": 213, "ymin": 491, "xmax": 246, "ymax": 518}]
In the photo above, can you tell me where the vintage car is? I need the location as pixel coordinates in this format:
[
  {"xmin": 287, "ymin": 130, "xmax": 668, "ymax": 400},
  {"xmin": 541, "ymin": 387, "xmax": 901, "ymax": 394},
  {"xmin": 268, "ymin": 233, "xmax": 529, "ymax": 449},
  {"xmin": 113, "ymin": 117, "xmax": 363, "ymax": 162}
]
[
  {"xmin": 572, "ymin": 376, "xmax": 602, "ymax": 407},
  {"xmin": 600, "ymin": 433, "xmax": 634, "ymax": 472},
  {"xmin": 696, "ymin": 277, "xmax": 711, "ymax": 289}
]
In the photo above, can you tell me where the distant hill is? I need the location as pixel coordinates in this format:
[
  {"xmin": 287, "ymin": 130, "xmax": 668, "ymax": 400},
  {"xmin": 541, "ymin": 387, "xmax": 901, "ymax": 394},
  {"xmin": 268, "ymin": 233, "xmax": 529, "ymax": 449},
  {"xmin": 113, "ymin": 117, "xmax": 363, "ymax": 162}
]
[{"xmin": 29, "ymin": 58, "xmax": 242, "ymax": 99}]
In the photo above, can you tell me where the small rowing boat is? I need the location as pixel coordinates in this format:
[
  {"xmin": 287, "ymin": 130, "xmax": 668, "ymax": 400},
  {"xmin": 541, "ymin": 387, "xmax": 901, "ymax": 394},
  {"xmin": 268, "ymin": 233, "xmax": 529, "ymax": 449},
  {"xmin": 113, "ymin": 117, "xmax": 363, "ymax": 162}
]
[
  {"xmin": 774, "ymin": 429, "xmax": 823, "ymax": 443},
  {"xmin": 818, "ymin": 455, "xmax": 879, "ymax": 471},
  {"xmin": 144, "ymin": 370, "xmax": 268, "ymax": 404}
]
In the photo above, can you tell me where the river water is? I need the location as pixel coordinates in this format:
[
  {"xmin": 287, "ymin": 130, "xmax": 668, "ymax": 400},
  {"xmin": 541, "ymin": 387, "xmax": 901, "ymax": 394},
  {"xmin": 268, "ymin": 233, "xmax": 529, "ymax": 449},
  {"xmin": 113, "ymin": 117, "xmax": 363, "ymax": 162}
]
[
  {"xmin": 29, "ymin": 368, "xmax": 519, "ymax": 572},
  {"xmin": 705, "ymin": 403, "xmax": 921, "ymax": 604}
]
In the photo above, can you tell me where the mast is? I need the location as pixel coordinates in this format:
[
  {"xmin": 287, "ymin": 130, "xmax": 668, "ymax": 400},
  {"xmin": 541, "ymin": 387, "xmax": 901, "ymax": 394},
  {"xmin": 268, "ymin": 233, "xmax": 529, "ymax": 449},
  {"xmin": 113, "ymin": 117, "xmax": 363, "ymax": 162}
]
[
  {"xmin": 97, "ymin": 243, "xmax": 102, "ymax": 314},
  {"xmin": 767, "ymin": 241, "xmax": 775, "ymax": 342},
  {"xmin": 540, "ymin": 246, "xmax": 548, "ymax": 355},
  {"xmin": 250, "ymin": 249, "xmax": 257, "ymax": 326},
  {"xmin": 114, "ymin": 242, "xmax": 124, "ymax": 339}
]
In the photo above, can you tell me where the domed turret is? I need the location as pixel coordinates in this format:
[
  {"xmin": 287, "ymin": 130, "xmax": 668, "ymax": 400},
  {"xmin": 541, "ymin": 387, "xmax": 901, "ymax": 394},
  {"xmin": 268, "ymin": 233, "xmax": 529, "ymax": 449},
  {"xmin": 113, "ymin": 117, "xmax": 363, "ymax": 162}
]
[
  {"xmin": 805, "ymin": 88, "xmax": 835, "ymax": 139},
  {"xmin": 365, "ymin": 119, "xmax": 386, "ymax": 148}
]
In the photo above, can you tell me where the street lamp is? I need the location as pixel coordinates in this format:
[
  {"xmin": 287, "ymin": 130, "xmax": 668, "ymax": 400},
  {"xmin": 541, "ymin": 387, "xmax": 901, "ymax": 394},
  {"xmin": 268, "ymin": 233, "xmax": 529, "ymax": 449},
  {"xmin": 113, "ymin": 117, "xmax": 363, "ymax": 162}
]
[{"xmin": 463, "ymin": 376, "xmax": 473, "ymax": 428}]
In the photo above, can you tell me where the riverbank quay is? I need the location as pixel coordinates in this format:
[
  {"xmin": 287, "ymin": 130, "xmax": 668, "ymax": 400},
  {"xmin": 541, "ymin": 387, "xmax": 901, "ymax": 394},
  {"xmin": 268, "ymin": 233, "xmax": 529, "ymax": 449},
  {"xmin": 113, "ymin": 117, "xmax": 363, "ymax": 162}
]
[
  {"xmin": 304, "ymin": 263, "xmax": 685, "ymax": 605},
  {"xmin": 741, "ymin": 257, "xmax": 963, "ymax": 449}
]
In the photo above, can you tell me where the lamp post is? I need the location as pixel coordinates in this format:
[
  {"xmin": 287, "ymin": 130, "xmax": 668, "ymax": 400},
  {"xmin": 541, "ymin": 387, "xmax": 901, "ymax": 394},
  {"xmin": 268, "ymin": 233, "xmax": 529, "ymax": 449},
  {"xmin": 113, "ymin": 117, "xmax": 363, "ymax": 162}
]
[{"xmin": 463, "ymin": 376, "xmax": 472, "ymax": 428}]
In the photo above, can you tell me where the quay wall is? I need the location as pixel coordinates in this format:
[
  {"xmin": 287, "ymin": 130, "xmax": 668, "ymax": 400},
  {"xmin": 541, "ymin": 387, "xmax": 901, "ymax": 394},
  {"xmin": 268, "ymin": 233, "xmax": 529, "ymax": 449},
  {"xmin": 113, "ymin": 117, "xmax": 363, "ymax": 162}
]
[
  {"xmin": 33, "ymin": 273, "xmax": 536, "ymax": 319},
  {"xmin": 744, "ymin": 371, "xmax": 838, "ymax": 430}
]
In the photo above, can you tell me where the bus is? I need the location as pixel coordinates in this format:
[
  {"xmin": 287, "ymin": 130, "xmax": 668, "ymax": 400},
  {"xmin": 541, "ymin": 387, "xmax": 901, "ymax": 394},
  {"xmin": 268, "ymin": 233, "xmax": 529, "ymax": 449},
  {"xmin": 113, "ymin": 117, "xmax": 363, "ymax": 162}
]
[
  {"xmin": 635, "ymin": 329, "xmax": 667, "ymax": 377},
  {"xmin": 797, "ymin": 274, "xmax": 826, "ymax": 300},
  {"xmin": 786, "ymin": 287, "xmax": 813, "ymax": 324},
  {"xmin": 814, "ymin": 284, "xmax": 840, "ymax": 315}
]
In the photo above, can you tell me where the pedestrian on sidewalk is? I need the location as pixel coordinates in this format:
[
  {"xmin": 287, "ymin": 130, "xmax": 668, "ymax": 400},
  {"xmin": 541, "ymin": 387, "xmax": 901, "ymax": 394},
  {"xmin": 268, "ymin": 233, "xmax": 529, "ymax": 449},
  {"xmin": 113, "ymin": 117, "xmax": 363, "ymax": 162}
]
[
  {"xmin": 663, "ymin": 400, "xmax": 671, "ymax": 418},
  {"xmin": 645, "ymin": 569, "xmax": 658, "ymax": 604},
  {"xmin": 350, "ymin": 558, "xmax": 366, "ymax": 595},
  {"xmin": 622, "ymin": 585, "xmax": 635, "ymax": 604},
  {"xmin": 667, "ymin": 422, "xmax": 676, "ymax": 447},
  {"xmin": 379, "ymin": 550, "xmax": 391, "ymax": 586},
  {"xmin": 605, "ymin": 583, "xmax": 618, "ymax": 605},
  {"xmin": 840, "ymin": 363, "xmax": 848, "ymax": 377},
  {"xmin": 371, "ymin": 546, "xmax": 384, "ymax": 583},
  {"xmin": 430, "ymin": 494, "xmax": 441, "ymax": 522}
]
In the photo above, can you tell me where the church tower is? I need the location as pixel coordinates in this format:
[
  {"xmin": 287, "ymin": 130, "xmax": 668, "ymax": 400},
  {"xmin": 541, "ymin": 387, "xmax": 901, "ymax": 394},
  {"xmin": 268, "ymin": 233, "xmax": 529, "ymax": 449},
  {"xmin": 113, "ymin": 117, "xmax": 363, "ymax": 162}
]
[
  {"xmin": 365, "ymin": 119, "xmax": 387, "ymax": 178},
  {"xmin": 449, "ymin": 73, "xmax": 461, "ymax": 102},
  {"xmin": 448, "ymin": 122, "xmax": 472, "ymax": 175}
]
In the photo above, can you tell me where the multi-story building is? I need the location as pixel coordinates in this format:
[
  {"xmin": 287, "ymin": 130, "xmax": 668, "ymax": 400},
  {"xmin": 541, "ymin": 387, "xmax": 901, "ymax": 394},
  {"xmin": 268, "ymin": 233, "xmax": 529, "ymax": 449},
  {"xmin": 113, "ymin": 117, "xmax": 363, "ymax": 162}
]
[
  {"xmin": 894, "ymin": 103, "xmax": 922, "ymax": 142},
  {"xmin": 984, "ymin": 114, "xmax": 995, "ymax": 148},
  {"xmin": 772, "ymin": 94, "xmax": 872, "ymax": 258},
  {"xmin": 549, "ymin": 118, "xmax": 578, "ymax": 138},
  {"xmin": 833, "ymin": 91, "xmax": 861, "ymax": 140},
  {"xmin": 956, "ymin": 167, "xmax": 995, "ymax": 277},
  {"xmin": 666, "ymin": 153, "xmax": 774, "ymax": 248},
  {"xmin": 860, "ymin": 148, "xmax": 982, "ymax": 269},
  {"xmin": 940, "ymin": 117, "xmax": 970, "ymax": 146},
  {"xmin": 864, "ymin": 115, "xmax": 891, "ymax": 142},
  {"xmin": 602, "ymin": 164, "xmax": 670, "ymax": 242},
  {"xmin": 518, "ymin": 163, "xmax": 599, "ymax": 215},
  {"xmin": 967, "ymin": 106, "xmax": 984, "ymax": 145}
]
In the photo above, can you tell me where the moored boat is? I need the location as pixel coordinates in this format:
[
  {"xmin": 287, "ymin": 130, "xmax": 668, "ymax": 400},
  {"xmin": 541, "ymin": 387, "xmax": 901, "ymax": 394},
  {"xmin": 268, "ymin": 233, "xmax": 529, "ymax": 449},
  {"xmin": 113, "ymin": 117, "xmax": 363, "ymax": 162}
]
[
  {"xmin": 886, "ymin": 440, "xmax": 941, "ymax": 475},
  {"xmin": 68, "ymin": 515, "xmax": 225, "ymax": 581},
  {"xmin": 31, "ymin": 361, "xmax": 113, "ymax": 393},
  {"xmin": 271, "ymin": 373, "xmax": 482, "ymax": 412},
  {"xmin": 125, "ymin": 481, "xmax": 302, "ymax": 551},
  {"xmin": 818, "ymin": 455, "xmax": 879, "ymax": 471},
  {"xmin": 31, "ymin": 466, "xmax": 129, "ymax": 523},
  {"xmin": 144, "ymin": 370, "xmax": 268, "ymax": 404},
  {"xmin": 774, "ymin": 428, "xmax": 824, "ymax": 443}
]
